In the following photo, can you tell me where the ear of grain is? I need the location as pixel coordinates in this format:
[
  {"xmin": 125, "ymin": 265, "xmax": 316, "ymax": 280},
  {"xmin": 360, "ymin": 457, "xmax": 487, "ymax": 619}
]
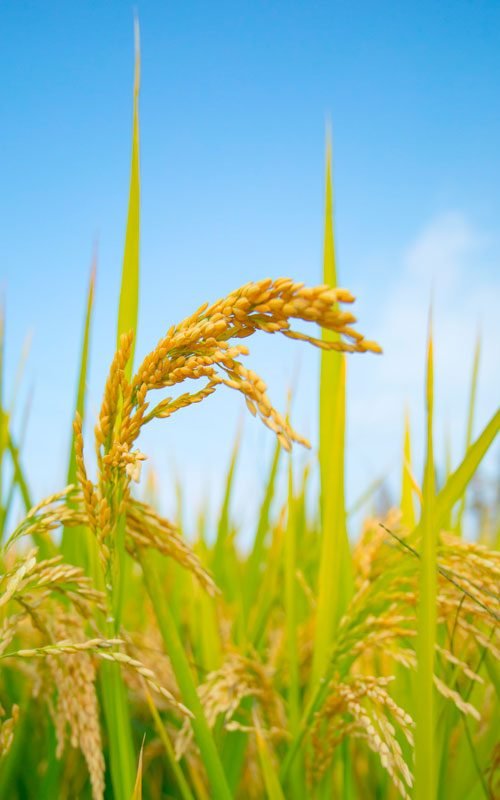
[
  {"xmin": 61, "ymin": 254, "xmax": 96, "ymax": 566},
  {"xmin": 455, "ymin": 333, "xmax": 481, "ymax": 534},
  {"xmin": 401, "ymin": 410, "xmax": 416, "ymax": 530},
  {"xmin": 312, "ymin": 134, "xmax": 353, "ymax": 690},
  {"xmin": 415, "ymin": 317, "xmax": 437, "ymax": 800}
]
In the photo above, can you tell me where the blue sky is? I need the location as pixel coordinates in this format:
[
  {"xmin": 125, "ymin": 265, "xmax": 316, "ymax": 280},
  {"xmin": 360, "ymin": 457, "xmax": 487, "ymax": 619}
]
[{"xmin": 1, "ymin": 1, "xmax": 499, "ymax": 535}]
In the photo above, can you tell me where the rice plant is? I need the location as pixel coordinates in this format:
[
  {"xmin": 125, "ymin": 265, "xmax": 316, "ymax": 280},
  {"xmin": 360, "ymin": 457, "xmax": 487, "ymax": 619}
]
[{"xmin": 0, "ymin": 31, "xmax": 498, "ymax": 800}]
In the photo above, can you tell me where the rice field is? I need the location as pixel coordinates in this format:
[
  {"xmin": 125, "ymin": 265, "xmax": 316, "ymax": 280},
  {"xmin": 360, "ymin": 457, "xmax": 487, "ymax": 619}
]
[{"xmin": 0, "ymin": 32, "xmax": 498, "ymax": 800}]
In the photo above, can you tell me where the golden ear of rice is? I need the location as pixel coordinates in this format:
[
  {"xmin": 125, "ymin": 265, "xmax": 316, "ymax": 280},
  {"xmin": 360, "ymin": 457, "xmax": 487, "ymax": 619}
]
[{"xmin": 0, "ymin": 703, "xmax": 19, "ymax": 761}]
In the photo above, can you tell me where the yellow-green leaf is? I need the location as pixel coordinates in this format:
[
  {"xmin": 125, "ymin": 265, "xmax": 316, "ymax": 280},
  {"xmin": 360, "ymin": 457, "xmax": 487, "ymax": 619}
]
[
  {"xmin": 62, "ymin": 252, "xmax": 96, "ymax": 565},
  {"xmin": 312, "ymin": 133, "xmax": 353, "ymax": 688},
  {"xmin": 455, "ymin": 333, "xmax": 481, "ymax": 533},
  {"xmin": 415, "ymin": 318, "xmax": 437, "ymax": 800},
  {"xmin": 255, "ymin": 720, "xmax": 286, "ymax": 800},
  {"xmin": 401, "ymin": 410, "xmax": 416, "ymax": 529},
  {"xmin": 117, "ymin": 19, "xmax": 141, "ymax": 379},
  {"xmin": 131, "ymin": 740, "xmax": 144, "ymax": 800}
]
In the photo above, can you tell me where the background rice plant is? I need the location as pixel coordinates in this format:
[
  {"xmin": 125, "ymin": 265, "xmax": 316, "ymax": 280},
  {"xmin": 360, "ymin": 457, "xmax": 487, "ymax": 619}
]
[{"xmin": 0, "ymin": 25, "xmax": 499, "ymax": 800}]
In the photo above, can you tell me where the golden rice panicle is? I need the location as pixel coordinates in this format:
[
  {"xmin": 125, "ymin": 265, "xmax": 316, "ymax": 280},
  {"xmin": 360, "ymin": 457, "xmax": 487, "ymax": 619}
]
[
  {"xmin": 0, "ymin": 546, "xmax": 106, "ymax": 624},
  {"xmin": 5, "ymin": 486, "xmax": 80, "ymax": 552},
  {"xmin": 74, "ymin": 413, "xmax": 98, "ymax": 532},
  {"xmin": 0, "ymin": 703, "xmax": 19, "ymax": 760},
  {"xmin": 46, "ymin": 614, "xmax": 105, "ymax": 800},
  {"xmin": 310, "ymin": 676, "xmax": 414, "ymax": 800},
  {"xmin": 94, "ymin": 330, "xmax": 134, "ymax": 459},
  {"xmin": 68, "ymin": 278, "xmax": 378, "ymax": 518},
  {"xmin": 96, "ymin": 648, "xmax": 192, "ymax": 718},
  {"xmin": 124, "ymin": 278, "xmax": 379, "ymax": 452},
  {"xmin": 10, "ymin": 636, "xmax": 191, "ymax": 719},
  {"xmin": 0, "ymin": 547, "xmax": 38, "ymax": 607},
  {"xmin": 176, "ymin": 653, "xmax": 286, "ymax": 759},
  {"xmin": 438, "ymin": 531, "xmax": 500, "ymax": 619},
  {"xmin": 126, "ymin": 498, "xmax": 218, "ymax": 595}
]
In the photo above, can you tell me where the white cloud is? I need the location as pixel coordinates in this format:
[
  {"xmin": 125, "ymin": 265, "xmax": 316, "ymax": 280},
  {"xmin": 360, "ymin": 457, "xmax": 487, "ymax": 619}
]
[{"xmin": 348, "ymin": 211, "xmax": 500, "ymax": 505}]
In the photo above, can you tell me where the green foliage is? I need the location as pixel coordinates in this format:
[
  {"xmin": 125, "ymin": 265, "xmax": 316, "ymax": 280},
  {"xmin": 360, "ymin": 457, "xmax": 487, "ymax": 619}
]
[{"xmin": 0, "ymin": 37, "xmax": 498, "ymax": 800}]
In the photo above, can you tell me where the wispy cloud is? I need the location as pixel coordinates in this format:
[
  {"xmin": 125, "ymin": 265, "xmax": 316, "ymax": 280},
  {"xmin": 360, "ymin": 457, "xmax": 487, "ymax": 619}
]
[{"xmin": 349, "ymin": 211, "xmax": 500, "ymax": 502}]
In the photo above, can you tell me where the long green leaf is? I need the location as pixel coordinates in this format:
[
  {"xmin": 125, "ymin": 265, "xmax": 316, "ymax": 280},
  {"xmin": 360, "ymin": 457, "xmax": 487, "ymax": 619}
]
[
  {"xmin": 131, "ymin": 740, "xmax": 144, "ymax": 800},
  {"xmin": 117, "ymin": 19, "xmax": 141, "ymax": 377},
  {"xmin": 140, "ymin": 550, "xmax": 232, "ymax": 800},
  {"xmin": 435, "ymin": 406, "xmax": 499, "ymax": 530},
  {"xmin": 244, "ymin": 439, "xmax": 281, "ymax": 618},
  {"xmin": 312, "ymin": 134, "xmax": 352, "ymax": 688},
  {"xmin": 401, "ymin": 410, "xmax": 416, "ymax": 529},
  {"xmin": 1, "ymin": 401, "xmax": 31, "ymax": 539},
  {"xmin": 112, "ymin": 16, "xmax": 141, "ymax": 623},
  {"xmin": 213, "ymin": 424, "xmax": 241, "ymax": 583},
  {"xmin": 99, "ymin": 24, "xmax": 142, "ymax": 800},
  {"xmin": 455, "ymin": 333, "xmax": 481, "ymax": 533},
  {"xmin": 6, "ymin": 432, "xmax": 55, "ymax": 558},
  {"xmin": 61, "ymin": 253, "xmax": 96, "ymax": 565},
  {"xmin": 0, "ymin": 303, "xmax": 5, "ymax": 520},
  {"xmin": 143, "ymin": 688, "xmax": 195, "ymax": 800},
  {"xmin": 255, "ymin": 720, "xmax": 286, "ymax": 800},
  {"xmin": 284, "ymin": 460, "xmax": 302, "ymax": 797},
  {"xmin": 415, "ymin": 319, "xmax": 437, "ymax": 800}
]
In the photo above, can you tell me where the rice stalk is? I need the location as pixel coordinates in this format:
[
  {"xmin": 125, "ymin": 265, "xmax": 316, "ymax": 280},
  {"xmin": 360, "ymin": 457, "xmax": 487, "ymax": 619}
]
[{"xmin": 312, "ymin": 137, "xmax": 353, "ymax": 691}]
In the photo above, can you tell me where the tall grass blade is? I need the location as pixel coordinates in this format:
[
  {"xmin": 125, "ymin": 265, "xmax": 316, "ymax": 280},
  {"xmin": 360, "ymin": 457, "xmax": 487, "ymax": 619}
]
[
  {"xmin": 98, "ymin": 25, "xmax": 142, "ymax": 799},
  {"xmin": 6, "ymin": 432, "xmax": 55, "ymax": 558},
  {"xmin": 401, "ymin": 410, "xmax": 416, "ymax": 529},
  {"xmin": 61, "ymin": 253, "xmax": 96, "ymax": 565},
  {"xmin": 143, "ymin": 688, "xmax": 195, "ymax": 800},
  {"xmin": 6, "ymin": 433, "xmax": 31, "ymax": 515},
  {"xmin": 249, "ymin": 518, "xmax": 285, "ymax": 649},
  {"xmin": 455, "ymin": 333, "xmax": 481, "ymax": 534},
  {"xmin": 1, "ymin": 337, "xmax": 33, "ymax": 530},
  {"xmin": 255, "ymin": 717, "xmax": 286, "ymax": 800},
  {"xmin": 131, "ymin": 740, "xmax": 144, "ymax": 800},
  {"xmin": 284, "ymin": 459, "xmax": 302, "ymax": 797},
  {"xmin": 117, "ymin": 19, "xmax": 141, "ymax": 379},
  {"xmin": 312, "ymin": 134, "xmax": 353, "ymax": 688},
  {"xmin": 347, "ymin": 472, "xmax": 385, "ymax": 518},
  {"xmin": 213, "ymin": 425, "xmax": 241, "ymax": 583},
  {"xmin": 113, "ymin": 16, "xmax": 141, "ymax": 625},
  {"xmin": 244, "ymin": 439, "xmax": 280, "ymax": 618},
  {"xmin": 435, "ymin": 406, "xmax": 499, "ymax": 530},
  {"xmin": 1, "ymin": 406, "xmax": 29, "ymax": 538},
  {"xmin": 0, "ymin": 303, "xmax": 6, "ymax": 520},
  {"xmin": 140, "ymin": 550, "xmax": 232, "ymax": 800},
  {"xmin": 415, "ymin": 318, "xmax": 437, "ymax": 800}
]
